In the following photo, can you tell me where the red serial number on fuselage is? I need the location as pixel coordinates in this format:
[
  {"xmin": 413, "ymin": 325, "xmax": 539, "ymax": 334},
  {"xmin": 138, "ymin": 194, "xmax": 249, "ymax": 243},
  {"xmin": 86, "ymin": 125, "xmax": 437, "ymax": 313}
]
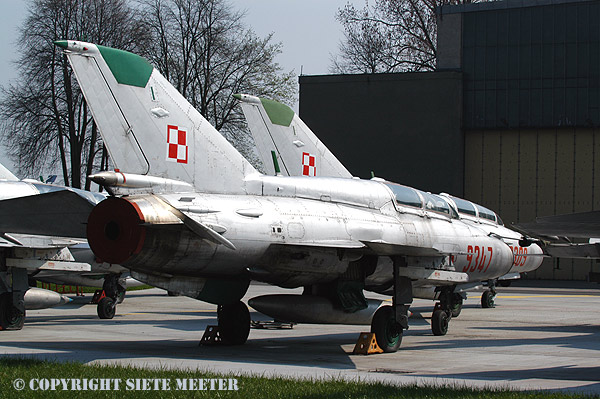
[
  {"xmin": 463, "ymin": 245, "xmax": 493, "ymax": 273},
  {"xmin": 461, "ymin": 245, "xmax": 527, "ymax": 272},
  {"xmin": 509, "ymin": 245, "xmax": 528, "ymax": 266}
]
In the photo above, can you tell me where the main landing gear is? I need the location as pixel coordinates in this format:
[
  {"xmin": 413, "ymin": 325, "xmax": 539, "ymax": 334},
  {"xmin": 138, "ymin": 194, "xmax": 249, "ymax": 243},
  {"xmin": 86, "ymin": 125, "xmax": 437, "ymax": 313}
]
[
  {"xmin": 371, "ymin": 305, "xmax": 402, "ymax": 352},
  {"xmin": 96, "ymin": 274, "xmax": 126, "ymax": 319},
  {"xmin": 0, "ymin": 292, "xmax": 25, "ymax": 330},
  {"xmin": 431, "ymin": 288, "xmax": 464, "ymax": 336},
  {"xmin": 370, "ymin": 257, "xmax": 412, "ymax": 353},
  {"xmin": 217, "ymin": 301, "xmax": 250, "ymax": 345},
  {"xmin": 0, "ymin": 265, "xmax": 27, "ymax": 331}
]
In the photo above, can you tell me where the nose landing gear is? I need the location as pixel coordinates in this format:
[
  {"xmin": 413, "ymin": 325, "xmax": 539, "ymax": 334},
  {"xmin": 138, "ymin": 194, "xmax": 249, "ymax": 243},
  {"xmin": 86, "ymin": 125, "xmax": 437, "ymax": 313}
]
[
  {"xmin": 481, "ymin": 288, "xmax": 496, "ymax": 308},
  {"xmin": 431, "ymin": 288, "xmax": 464, "ymax": 336},
  {"xmin": 431, "ymin": 306, "xmax": 450, "ymax": 336},
  {"xmin": 481, "ymin": 279, "xmax": 497, "ymax": 309}
]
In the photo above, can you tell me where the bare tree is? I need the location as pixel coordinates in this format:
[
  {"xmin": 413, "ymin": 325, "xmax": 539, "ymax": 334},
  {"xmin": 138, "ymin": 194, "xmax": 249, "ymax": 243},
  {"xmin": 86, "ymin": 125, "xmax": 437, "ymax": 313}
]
[
  {"xmin": 140, "ymin": 0, "xmax": 296, "ymax": 164},
  {"xmin": 332, "ymin": 0, "xmax": 476, "ymax": 74},
  {"xmin": 0, "ymin": 0, "xmax": 148, "ymax": 188},
  {"xmin": 1, "ymin": 0, "xmax": 294, "ymax": 182}
]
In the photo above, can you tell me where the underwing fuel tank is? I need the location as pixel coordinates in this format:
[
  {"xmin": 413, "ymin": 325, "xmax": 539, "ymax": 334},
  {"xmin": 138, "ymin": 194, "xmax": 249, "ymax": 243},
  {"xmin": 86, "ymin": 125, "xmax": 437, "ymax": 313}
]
[
  {"xmin": 248, "ymin": 295, "xmax": 383, "ymax": 325},
  {"xmin": 24, "ymin": 287, "xmax": 72, "ymax": 310}
]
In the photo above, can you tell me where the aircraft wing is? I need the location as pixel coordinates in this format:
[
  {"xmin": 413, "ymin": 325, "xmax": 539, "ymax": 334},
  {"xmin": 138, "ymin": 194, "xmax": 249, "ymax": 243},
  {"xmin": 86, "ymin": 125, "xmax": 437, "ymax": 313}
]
[
  {"xmin": 0, "ymin": 190, "xmax": 98, "ymax": 238},
  {"xmin": 263, "ymin": 240, "xmax": 366, "ymax": 250},
  {"xmin": 541, "ymin": 242, "xmax": 600, "ymax": 259},
  {"xmin": 361, "ymin": 240, "xmax": 446, "ymax": 257},
  {"xmin": 514, "ymin": 210, "xmax": 600, "ymax": 239},
  {"xmin": 264, "ymin": 240, "xmax": 446, "ymax": 257},
  {"xmin": 0, "ymin": 233, "xmax": 84, "ymax": 249},
  {"xmin": 513, "ymin": 211, "xmax": 600, "ymax": 258}
]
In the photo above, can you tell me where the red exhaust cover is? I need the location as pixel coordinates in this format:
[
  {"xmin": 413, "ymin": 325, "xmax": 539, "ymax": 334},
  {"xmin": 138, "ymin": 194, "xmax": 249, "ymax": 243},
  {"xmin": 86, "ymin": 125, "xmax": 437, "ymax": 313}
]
[{"xmin": 86, "ymin": 197, "xmax": 146, "ymax": 264}]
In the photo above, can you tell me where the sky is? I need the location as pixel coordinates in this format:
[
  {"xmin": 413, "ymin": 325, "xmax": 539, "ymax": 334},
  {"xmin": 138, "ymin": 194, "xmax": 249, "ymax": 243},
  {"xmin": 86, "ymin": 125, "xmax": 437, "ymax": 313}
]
[{"xmin": 0, "ymin": 0, "xmax": 361, "ymax": 176}]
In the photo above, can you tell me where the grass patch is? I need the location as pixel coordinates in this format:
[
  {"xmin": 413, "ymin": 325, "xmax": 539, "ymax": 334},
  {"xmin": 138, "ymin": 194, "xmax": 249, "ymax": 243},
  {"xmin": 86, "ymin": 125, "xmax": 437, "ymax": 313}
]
[{"xmin": 0, "ymin": 357, "xmax": 595, "ymax": 398}]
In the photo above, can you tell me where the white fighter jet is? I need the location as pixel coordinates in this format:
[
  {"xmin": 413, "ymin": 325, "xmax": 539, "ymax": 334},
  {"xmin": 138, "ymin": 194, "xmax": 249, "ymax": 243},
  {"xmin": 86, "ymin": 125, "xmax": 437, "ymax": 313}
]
[
  {"xmin": 0, "ymin": 165, "xmax": 137, "ymax": 327},
  {"xmin": 57, "ymin": 40, "xmax": 543, "ymax": 352},
  {"xmin": 0, "ymin": 166, "xmax": 91, "ymax": 329},
  {"xmin": 235, "ymin": 93, "xmax": 600, "ymax": 296},
  {"xmin": 235, "ymin": 95, "xmax": 540, "ymax": 303}
]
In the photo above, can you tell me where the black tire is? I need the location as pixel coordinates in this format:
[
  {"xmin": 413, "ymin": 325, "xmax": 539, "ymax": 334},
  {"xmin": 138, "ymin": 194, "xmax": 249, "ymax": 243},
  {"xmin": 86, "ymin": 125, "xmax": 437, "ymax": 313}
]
[
  {"xmin": 0, "ymin": 293, "xmax": 25, "ymax": 331},
  {"xmin": 431, "ymin": 309, "xmax": 449, "ymax": 336},
  {"xmin": 97, "ymin": 297, "xmax": 116, "ymax": 319},
  {"xmin": 167, "ymin": 291, "xmax": 180, "ymax": 297},
  {"xmin": 218, "ymin": 301, "xmax": 250, "ymax": 345},
  {"xmin": 370, "ymin": 305, "xmax": 402, "ymax": 353},
  {"xmin": 481, "ymin": 290, "xmax": 495, "ymax": 308}
]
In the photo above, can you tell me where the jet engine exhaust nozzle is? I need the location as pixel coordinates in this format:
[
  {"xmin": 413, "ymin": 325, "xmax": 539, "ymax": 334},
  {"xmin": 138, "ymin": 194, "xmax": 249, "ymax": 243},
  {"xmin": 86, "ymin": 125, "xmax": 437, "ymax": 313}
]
[{"xmin": 87, "ymin": 197, "xmax": 146, "ymax": 264}]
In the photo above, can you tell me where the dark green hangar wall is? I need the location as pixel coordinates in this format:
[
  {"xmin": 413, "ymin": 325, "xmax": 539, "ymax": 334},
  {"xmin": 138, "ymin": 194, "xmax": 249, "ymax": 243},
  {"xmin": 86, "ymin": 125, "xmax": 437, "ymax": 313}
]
[
  {"xmin": 298, "ymin": 72, "xmax": 464, "ymax": 196},
  {"xmin": 438, "ymin": 0, "xmax": 600, "ymax": 280},
  {"xmin": 441, "ymin": 0, "xmax": 600, "ymax": 129},
  {"xmin": 299, "ymin": 0, "xmax": 600, "ymax": 280}
]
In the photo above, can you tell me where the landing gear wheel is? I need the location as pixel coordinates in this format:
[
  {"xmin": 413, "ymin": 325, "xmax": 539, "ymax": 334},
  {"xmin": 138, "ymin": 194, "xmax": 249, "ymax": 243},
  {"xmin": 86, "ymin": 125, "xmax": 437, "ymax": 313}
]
[
  {"xmin": 116, "ymin": 291, "xmax": 126, "ymax": 304},
  {"xmin": 218, "ymin": 301, "xmax": 250, "ymax": 345},
  {"xmin": 102, "ymin": 274, "xmax": 126, "ymax": 306},
  {"xmin": 0, "ymin": 293, "xmax": 25, "ymax": 330},
  {"xmin": 371, "ymin": 306, "xmax": 402, "ymax": 353},
  {"xmin": 481, "ymin": 289, "xmax": 495, "ymax": 308},
  {"xmin": 97, "ymin": 297, "xmax": 116, "ymax": 319},
  {"xmin": 431, "ymin": 309, "xmax": 449, "ymax": 336},
  {"xmin": 451, "ymin": 300, "xmax": 463, "ymax": 318}
]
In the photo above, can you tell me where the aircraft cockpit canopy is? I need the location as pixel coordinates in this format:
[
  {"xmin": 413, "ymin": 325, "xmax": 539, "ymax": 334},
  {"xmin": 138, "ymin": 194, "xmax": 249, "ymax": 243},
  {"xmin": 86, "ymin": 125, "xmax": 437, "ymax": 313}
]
[
  {"xmin": 450, "ymin": 196, "xmax": 477, "ymax": 216},
  {"xmin": 384, "ymin": 183, "xmax": 458, "ymax": 218},
  {"xmin": 475, "ymin": 204, "xmax": 497, "ymax": 222},
  {"xmin": 419, "ymin": 191, "xmax": 457, "ymax": 218},
  {"xmin": 385, "ymin": 183, "xmax": 422, "ymax": 208},
  {"xmin": 447, "ymin": 195, "xmax": 504, "ymax": 226},
  {"xmin": 496, "ymin": 213, "xmax": 504, "ymax": 226}
]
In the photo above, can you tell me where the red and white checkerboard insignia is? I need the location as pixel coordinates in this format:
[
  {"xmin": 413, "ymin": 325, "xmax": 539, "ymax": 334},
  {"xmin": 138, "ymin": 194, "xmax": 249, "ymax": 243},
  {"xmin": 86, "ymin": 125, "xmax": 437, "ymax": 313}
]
[
  {"xmin": 302, "ymin": 152, "xmax": 316, "ymax": 176},
  {"xmin": 166, "ymin": 125, "xmax": 188, "ymax": 164}
]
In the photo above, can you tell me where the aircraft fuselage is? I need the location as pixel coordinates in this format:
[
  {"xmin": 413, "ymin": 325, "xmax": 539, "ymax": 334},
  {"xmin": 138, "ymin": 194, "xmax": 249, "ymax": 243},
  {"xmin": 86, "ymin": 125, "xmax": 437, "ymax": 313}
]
[{"xmin": 87, "ymin": 175, "xmax": 543, "ymax": 290}]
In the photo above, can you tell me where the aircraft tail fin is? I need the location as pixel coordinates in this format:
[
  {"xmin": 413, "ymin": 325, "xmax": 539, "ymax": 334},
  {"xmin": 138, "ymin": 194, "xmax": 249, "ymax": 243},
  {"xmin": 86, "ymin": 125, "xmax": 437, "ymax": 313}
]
[
  {"xmin": 0, "ymin": 163, "xmax": 18, "ymax": 181},
  {"xmin": 56, "ymin": 40, "xmax": 257, "ymax": 194},
  {"xmin": 235, "ymin": 94, "xmax": 352, "ymax": 178}
]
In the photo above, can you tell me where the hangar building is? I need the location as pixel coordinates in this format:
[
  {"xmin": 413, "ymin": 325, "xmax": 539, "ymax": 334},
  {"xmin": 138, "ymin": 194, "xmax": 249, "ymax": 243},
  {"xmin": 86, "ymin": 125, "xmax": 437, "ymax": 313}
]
[{"xmin": 298, "ymin": 0, "xmax": 600, "ymax": 280}]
